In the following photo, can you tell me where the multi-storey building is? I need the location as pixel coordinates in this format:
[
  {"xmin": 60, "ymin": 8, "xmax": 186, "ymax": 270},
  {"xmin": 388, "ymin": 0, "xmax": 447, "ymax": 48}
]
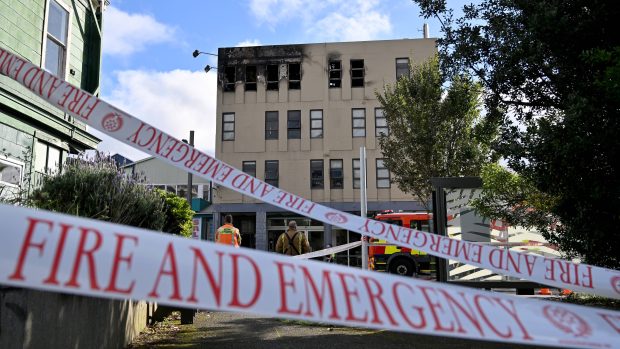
[
  {"xmin": 210, "ymin": 39, "xmax": 436, "ymax": 257},
  {"xmin": 0, "ymin": 0, "xmax": 103, "ymax": 199}
]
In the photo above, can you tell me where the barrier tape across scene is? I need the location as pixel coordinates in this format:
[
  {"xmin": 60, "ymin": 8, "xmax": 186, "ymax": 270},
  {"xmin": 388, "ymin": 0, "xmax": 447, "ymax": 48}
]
[{"xmin": 1, "ymin": 46, "xmax": 619, "ymax": 348}]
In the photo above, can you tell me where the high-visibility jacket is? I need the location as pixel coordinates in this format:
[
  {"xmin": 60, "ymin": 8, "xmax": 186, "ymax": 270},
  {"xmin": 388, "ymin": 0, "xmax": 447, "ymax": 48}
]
[{"xmin": 215, "ymin": 224, "xmax": 241, "ymax": 247}]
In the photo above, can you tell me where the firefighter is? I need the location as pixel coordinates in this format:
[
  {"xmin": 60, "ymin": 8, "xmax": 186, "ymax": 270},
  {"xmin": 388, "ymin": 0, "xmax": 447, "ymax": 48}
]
[
  {"xmin": 275, "ymin": 220, "xmax": 311, "ymax": 256},
  {"xmin": 215, "ymin": 214, "xmax": 241, "ymax": 247}
]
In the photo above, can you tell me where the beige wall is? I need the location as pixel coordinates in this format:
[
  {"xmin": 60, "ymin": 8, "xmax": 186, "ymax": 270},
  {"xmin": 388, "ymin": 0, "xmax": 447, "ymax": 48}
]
[{"xmin": 214, "ymin": 39, "xmax": 436, "ymax": 205}]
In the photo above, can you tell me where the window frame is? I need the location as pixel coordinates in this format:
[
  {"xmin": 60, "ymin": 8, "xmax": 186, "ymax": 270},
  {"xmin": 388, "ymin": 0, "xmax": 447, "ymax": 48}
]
[
  {"xmin": 330, "ymin": 159, "xmax": 344, "ymax": 189},
  {"xmin": 352, "ymin": 108, "xmax": 366, "ymax": 137},
  {"xmin": 376, "ymin": 158, "xmax": 391, "ymax": 188},
  {"xmin": 375, "ymin": 107, "xmax": 388, "ymax": 137},
  {"xmin": 350, "ymin": 59, "xmax": 365, "ymax": 88},
  {"xmin": 310, "ymin": 109, "xmax": 323, "ymax": 139},
  {"xmin": 287, "ymin": 110, "xmax": 301, "ymax": 139},
  {"xmin": 265, "ymin": 160, "xmax": 279, "ymax": 187},
  {"xmin": 288, "ymin": 63, "xmax": 301, "ymax": 89},
  {"xmin": 310, "ymin": 159, "xmax": 324, "ymax": 189},
  {"xmin": 352, "ymin": 158, "xmax": 361, "ymax": 189},
  {"xmin": 34, "ymin": 141, "xmax": 63, "ymax": 175},
  {"xmin": 42, "ymin": 0, "xmax": 71, "ymax": 78},
  {"xmin": 242, "ymin": 161, "xmax": 257, "ymax": 178},
  {"xmin": 0, "ymin": 156, "xmax": 24, "ymax": 188},
  {"xmin": 222, "ymin": 112, "xmax": 235, "ymax": 141},
  {"xmin": 265, "ymin": 111, "xmax": 279, "ymax": 140},
  {"xmin": 396, "ymin": 58, "xmax": 410, "ymax": 80},
  {"xmin": 328, "ymin": 60, "xmax": 342, "ymax": 88}
]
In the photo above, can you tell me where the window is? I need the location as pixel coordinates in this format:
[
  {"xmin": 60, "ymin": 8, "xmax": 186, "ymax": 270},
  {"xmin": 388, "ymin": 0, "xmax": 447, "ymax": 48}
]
[
  {"xmin": 351, "ymin": 59, "xmax": 364, "ymax": 87},
  {"xmin": 352, "ymin": 158, "xmax": 361, "ymax": 189},
  {"xmin": 396, "ymin": 58, "xmax": 410, "ymax": 79},
  {"xmin": 310, "ymin": 160, "xmax": 324, "ymax": 189},
  {"xmin": 245, "ymin": 65, "xmax": 257, "ymax": 91},
  {"xmin": 310, "ymin": 110, "xmax": 323, "ymax": 138},
  {"xmin": 288, "ymin": 63, "xmax": 301, "ymax": 89},
  {"xmin": 0, "ymin": 158, "xmax": 22, "ymax": 187},
  {"xmin": 44, "ymin": 0, "xmax": 69, "ymax": 77},
  {"xmin": 376, "ymin": 159, "xmax": 390, "ymax": 188},
  {"xmin": 224, "ymin": 66, "xmax": 236, "ymax": 92},
  {"xmin": 375, "ymin": 108, "xmax": 388, "ymax": 136},
  {"xmin": 328, "ymin": 60, "xmax": 341, "ymax": 88},
  {"xmin": 266, "ymin": 64, "xmax": 279, "ymax": 90},
  {"xmin": 265, "ymin": 160, "xmax": 279, "ymax": 187},
  {"xmin": 243, "ymin": 161, "xmax": 256, "ymax": 178},
  {"xmin": 330, "ymin": 159, "xmax": 343, "ymax": 189},
  {"xmin": 265, "ymin": 111, "xmax": 279, "ymax": 140},
  {"xmin": 34, "ymin": 141, "xmax": 63, "ymax": 175},
  {"xmin": 222, "ymin": 113, "xmax": 235, "ymax": 140},
  {"xmin": 352, "ymin": 108, "xmax": 366, "ymax": 137},
  {"xmin": 287, "ymin": 110, "xmax": 301, "ymax": 139}
]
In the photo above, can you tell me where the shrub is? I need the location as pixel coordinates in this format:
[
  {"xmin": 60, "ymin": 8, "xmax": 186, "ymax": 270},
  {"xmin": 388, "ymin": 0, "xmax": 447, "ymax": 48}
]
[
  {"xmin": 28, "ymin": 153, "xmax": 166, "ymax": 231},
  {"xmin": 156, "ymin": 189, "xmax": 194, "ymax": 237}
]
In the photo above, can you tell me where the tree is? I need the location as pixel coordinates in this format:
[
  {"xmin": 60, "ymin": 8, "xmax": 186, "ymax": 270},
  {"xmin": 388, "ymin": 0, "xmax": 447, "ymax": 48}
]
[
  {"xmin": 415, "ymin": 0, "xmax": 620, "ymax": 267},
  {"xmin": 376, "ymin": 56, "xmax": 498, "ymax": 208},
  {"xmin": 157, "ymin": 189, "xmax": 194, "ymax": 237}
]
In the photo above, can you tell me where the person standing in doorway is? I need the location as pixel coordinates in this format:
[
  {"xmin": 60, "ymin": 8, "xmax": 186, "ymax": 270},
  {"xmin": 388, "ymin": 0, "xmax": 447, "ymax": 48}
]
[
  {"xmin": 215, "ymin": 214, "xmax": 241, "ymax": 247},
  {"xmin": 275, "ymin": 220, "xmax": 311, "ymax": 255}
]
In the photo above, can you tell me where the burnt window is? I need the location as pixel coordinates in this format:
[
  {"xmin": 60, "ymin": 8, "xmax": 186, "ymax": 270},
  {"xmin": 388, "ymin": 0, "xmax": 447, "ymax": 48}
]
[
  {"xmin": 310, "ymin": 159, "xmax": 324, "ymax": 189},
  {"xmin": 330, "ymin": 159, "xmax": 343, "ymax": 189},
  {"xmin": 245, "ymin": 65, "xmax": 257, "ymax": 91},
  {"xmin": 351, "ymin": 59, "xmax": 364, "ymax": 87},
  {"xmin": 396, "ymin": 58, "xmax": 409, "ymax": 79},
  {"xmin": 266, "ymin": 64, "xmax": 279, "ymax": 90},
  {"xmin": 243, "ymin": 161, "xmax": 256, "ymax": 178},
  {"xmin": 287, "ymin": 110, "xmax": 301, "ymax": 139},
  {"xmin": 222, "ymin": 113, "xmax": 235, "ymax": 141},
  {"xmin": 310, "ymin": 110, "xmax": 323, "ymax": 138},
  {"xmin": 224, "ymin": 66, "xmax": 236, "ymax": 92},
  {"xmin": 265, "ymin": 160, "xmax": 279, "ymax": 187},
  {"xmin": 265, "ymin": 111, "xmax": 278, "ymax": 140},
  {"xmin": 288, "ymin": 63, "xmax": 301, "ymax": 90},
  {"xmin": 329, "ymin": 60, "xmax": 341, "ymax": 88},
  {"xmin": 352, "ymin": 108, "xmax": 366, "ymax": 137}
]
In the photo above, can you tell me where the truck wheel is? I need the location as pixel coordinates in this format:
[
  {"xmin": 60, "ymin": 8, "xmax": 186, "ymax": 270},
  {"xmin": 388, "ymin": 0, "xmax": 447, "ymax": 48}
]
[{"xmin": 388, "ymin": 258, "xmax": 415, "ymax": 276}]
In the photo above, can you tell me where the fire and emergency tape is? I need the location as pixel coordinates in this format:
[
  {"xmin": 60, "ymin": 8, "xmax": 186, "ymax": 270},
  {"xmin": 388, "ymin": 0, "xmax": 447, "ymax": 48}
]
[
  {"xmin": 0, "ymin": 204, "xmax": 619, "ymax": 349},
  {"xmin": 293, "ymin": 241, "xmax": 362, "ymax": 259},
  {"xmin": 0, "ymin": 44, "xmax": 619, "ymax": 300}
]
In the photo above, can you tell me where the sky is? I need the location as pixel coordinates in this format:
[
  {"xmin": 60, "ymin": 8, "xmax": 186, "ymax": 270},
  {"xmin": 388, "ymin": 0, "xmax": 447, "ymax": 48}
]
[{"xmin": 95, "ymin": 0, "xmax": 449, "ymax": 161}]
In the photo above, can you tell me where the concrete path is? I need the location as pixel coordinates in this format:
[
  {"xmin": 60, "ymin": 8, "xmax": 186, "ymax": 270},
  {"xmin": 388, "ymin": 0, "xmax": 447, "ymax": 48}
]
[{"xmin": 129, "ymin": 311, "xmax": 547, "ymax": 349}]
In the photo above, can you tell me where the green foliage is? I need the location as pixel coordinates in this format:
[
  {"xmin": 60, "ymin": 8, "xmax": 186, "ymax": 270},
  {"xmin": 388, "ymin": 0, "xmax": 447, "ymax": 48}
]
[
  {"xmin": 376, "ymin": 56, "xmax": 498, "ymax": 208},
  {"xmin": 471, "ymin": 163, "xmax": 557, "ymax": 230},
  {"xmin": 28, "ymin": 153, "xmax": 166, "ymax": 230},
  {"xmin": 156, "ymin": 189, "xmax": 194, "ymax": 237},
  {"xmin": 415, "ymin": 0, "xmax": 620, "ymax": 268}
]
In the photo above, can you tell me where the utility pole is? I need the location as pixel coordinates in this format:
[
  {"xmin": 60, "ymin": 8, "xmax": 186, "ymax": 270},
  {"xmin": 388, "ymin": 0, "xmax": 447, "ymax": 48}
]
[
  {"xmin": 186, "ymin": 130, "xmax": 194, "ymax": 205},
  {"xmin": 360, "ymin": 146, "xmax": 368, "ymax": 270}
]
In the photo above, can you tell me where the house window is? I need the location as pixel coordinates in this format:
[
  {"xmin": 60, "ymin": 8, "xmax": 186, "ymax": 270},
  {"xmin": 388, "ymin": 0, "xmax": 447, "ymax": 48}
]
[
  {"xmin": 310, "ymin": 110, "xmax": 323, "ymax": 138},
  {"xmin": 351, "ymin": 59, "xmax": 364, "ymax": 87},
  {"xmin": 375, "ymin": 108, "xmax": 388, "ymax": 136},
  {"xmin": 288, "ymin": 63, "xmax": 301, "ymax": 89},
  {"xmin": 0, "ymin": 157, "xmax": 23, "ymax": 187},
  {"xmin": 287, "ymin": 110, "xmax": 301, "ymax": 139},
  {"xmin": 352, "ymin": 158, "xmax": 361, "ymax": 189},
  {"xmin": 222, "ymin": 113, "xmax": 235, "ymax": 140},
  {"xmin": 44, "ymin": 0, "xmax": 69, "ymax": 77},
  {"xmin": 376, "ymin": 159, "xmax": 391, "ymax": 188},
  {"xmin": 396, "ymin": 58, "xmax": 410, "ymax": 79},
  {"xmin": 352, "ymin": 108, "xmax": 366, "ymax": 137},
  {"xmin": 330, "ymin": 159, "xmax": 343, "ymax": 189},
  {"xmin": 243, "ymin": 161, "xmax": 256, "ymax": 178},
  {"xmin": 245, "ymin": 65, "xmax": 257, "ymax": 91},
  {"xmin": 310, "ymin": 160, "xmax": 324, "ymax": 189},
  {"xmin": 224, "ymin": 66, "xmax": 236, "ymax": 92},
  {"xmin": 265, "ymin": 160, "xmax": 279, "ymax": 187},
  {"xmin": 328, "ymin": 60, "xmax": 341, "ymax": 88},
  {"xmin": 265, "ymin": 111, "xmax": 279, "ymax": 140},
  {"xmin": 34, "ymin": 141, "xmax": 63, "ymax": 175},
  {"xmin": 266, "ymin": 64, "xmax": 279, "ymax": 90}
]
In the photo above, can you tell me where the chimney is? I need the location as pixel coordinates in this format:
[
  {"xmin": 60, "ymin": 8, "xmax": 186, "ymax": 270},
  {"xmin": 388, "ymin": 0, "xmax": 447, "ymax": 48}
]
[{"xmin": 423, "ymin": 23, "xmax": 429, "ymax": 39}]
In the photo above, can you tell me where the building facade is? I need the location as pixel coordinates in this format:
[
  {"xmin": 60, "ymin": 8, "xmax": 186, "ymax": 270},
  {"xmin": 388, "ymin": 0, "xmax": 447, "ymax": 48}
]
[
  {"xmin": 211, "ymin": 39, "xmax": 436, "ymax": 257},
  {"xmin": 0, "ymin": 0, "xmax": 103, "ymax": 199}
]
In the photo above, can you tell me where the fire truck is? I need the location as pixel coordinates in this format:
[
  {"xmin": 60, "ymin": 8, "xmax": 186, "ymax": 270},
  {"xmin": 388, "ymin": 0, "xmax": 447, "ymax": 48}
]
[{"xmin": 368, "ymin": 211, "xmax": 434, "ymax": 277}]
